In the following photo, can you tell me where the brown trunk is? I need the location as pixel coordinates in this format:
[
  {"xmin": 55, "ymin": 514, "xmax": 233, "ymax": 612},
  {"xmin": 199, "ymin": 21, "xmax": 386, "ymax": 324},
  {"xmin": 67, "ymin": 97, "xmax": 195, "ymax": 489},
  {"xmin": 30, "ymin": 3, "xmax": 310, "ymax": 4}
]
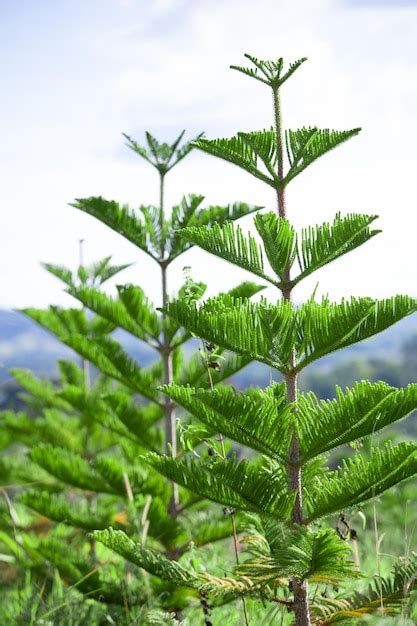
[
  {"xmin": 285, "ymin": 369, "xmax": 311, "ymax": 626},
  {"xmin": 292, "ymin": 580, "xmax": 311, "ymax": 626}
]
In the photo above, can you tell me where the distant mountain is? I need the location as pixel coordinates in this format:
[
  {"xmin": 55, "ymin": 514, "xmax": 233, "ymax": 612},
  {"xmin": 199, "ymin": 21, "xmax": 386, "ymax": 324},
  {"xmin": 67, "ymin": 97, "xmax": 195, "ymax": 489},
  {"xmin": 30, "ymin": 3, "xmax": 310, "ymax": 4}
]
[{"xmin": 1, "ymin": 307, "xmax": 417, "ymax": 383}]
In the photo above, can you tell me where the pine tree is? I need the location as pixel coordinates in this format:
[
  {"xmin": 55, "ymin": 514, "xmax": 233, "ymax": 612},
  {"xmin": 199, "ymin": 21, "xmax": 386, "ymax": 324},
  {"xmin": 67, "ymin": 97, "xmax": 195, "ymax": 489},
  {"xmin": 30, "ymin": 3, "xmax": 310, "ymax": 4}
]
[
  {"xmin": 4, "ymin": 58, "xmax": 417, "ymax": 625},
  {"xmin": 98, "ymin": 55, "xmax": 417, "ymax": 624},
  {"xmin": 0, "ymin": 130, "xmax": 264, "ymax": 619}
]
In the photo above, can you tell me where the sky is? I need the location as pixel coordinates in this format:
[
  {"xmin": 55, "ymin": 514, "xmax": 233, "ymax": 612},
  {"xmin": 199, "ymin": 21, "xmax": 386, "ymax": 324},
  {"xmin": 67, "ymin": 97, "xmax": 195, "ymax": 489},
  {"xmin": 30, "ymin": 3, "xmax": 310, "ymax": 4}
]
[{"xmin": 1, "ymin": 0, "xmax": 417, "ymax": 310}]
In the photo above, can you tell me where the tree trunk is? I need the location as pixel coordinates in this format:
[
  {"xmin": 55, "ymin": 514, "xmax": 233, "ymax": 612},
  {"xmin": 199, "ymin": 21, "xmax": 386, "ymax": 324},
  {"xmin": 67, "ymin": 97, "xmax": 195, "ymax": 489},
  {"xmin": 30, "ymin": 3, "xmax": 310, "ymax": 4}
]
[{"xmin": 161, "ymin": 263, "xmax": 179, "ymax": 514}]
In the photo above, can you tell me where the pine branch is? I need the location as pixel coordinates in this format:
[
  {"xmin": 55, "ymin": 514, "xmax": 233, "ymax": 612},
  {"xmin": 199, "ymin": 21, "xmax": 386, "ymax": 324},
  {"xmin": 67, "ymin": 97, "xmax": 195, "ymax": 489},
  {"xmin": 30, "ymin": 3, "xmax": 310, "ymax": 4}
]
[
  {"xmin": 296, "ymin": 296, "xmax": 417, "ymax": 370},
  {"xmin": 42, "ymin": 262, "xmax": 74, "ymax": 287},
  {"xmin": 20, "ymin": 492, "xmax": 117, "ymax": 530},
  {"xmin": 187, "ymin": 513, "xmax": 247, "ymax": 548},
  {"xmin": 22, "ymin": 307, "xmax": 89, "ymax": 340},
  {"xmin": 305, "ymin": 441, "xmax": 417, "ymax": 521},
  {"xmin": 293, "ymin": 213, "xmax": 381, "ymax": 285},
  {"xmin": 92, "ymin": 457, "xmax": 169, "ymax": 500},
  {"xmin": 100, "ymin": 390, "xmax": 164, "ymax": 448},
  {"xmin": 57, "ymin": 359, "xmax": 85, "ymax": 386},
  {"xmin": 29, "ymin": 444, "xmax": 118, "ymax": 493},
  {"xmin": 168, "ymin": 193, "xmax": 205, "ymax": 257},
  {"xmin": 123, "ymin": 130, "xmax": 203, "ymax": 173},
  {"xmin": 68, "ymin": 284, "xmax": 160, "ymax": 343},
  {"xmin": 189, "ymin": 383, "xmax": 292, "ymax": 462},
  {"xmin": 178, "ymin": 221, "xmax": 276, "ymax": 285},
  {"xmin": 87, "ymin": 255, "xmax": 133, "ymax": 285},
  {"xmin": 1, "ymin": 410, "xmax": 78, "ymax": 451},
  {"xmin": 33, "ymin": 536, "xmax": 145, "ymax": 605},
  {"xmin": 284, "ymin": 127, "xmax": 361, "ymax": 183},
  {"xmin": 0, "ymin": 455, "xmax": 54, "ymax": 488},
  {"xmin": 93, "ymin": 528, "xmax": 199, "ymax": 587},
  {"xmin": 70, "ymin": 197, "xmax": 159, "ymax": 260},
  {"xmin": 145, "ymin": 497, "xmax": 186, "ymax": 548},
  {"xmin": 254, "ymin": 212, "xmax": 297, "ymax": 283},
  {"xmin": 223, "ymin": 281, "xmax": 266, "ymax": 300},
  {"xmin": 162, "ymin": 295, "xmax": 294, "ymax": 370},
  {"xmin": 179, "ymin": 351, "xmax": 253, "ymax": 388},
  {"xmin": 298, "ymin": 381, "xmax": 417, "ymax": 462},
  {"xmin": 10, "ymin": 369, "xmax": 72, "ymax": 412},
  {"xmin": 230, "ymin": 54, "xmax": 307, "ymax": 89},
  {"xmin": 144, "ymin": 453, "xmax": 294, "ymax": 519},
  {"xmin": 60, "ymin": 334, "xmax": 161, "ymax": 401},
  {"xmin": 238, "ymin": 525, "xmax": 356, "ymax": 586},
  {"xmin": 313, "ymin": 552, "xmax": 417, "ymax": 624},
  {"xmin": 170, "ymin": 200, "xmax": 264, "ymax": 262},
  {"xmin": 193, "ymin": 131, "xmax": 279, "ymax": 187}
]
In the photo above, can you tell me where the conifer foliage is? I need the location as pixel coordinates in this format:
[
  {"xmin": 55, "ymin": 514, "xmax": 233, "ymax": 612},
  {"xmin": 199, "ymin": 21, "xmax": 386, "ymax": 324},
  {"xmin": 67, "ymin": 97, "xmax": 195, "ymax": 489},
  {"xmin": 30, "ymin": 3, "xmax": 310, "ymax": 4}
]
[
  {"xmin": 128, "ymin": 55, "xmax": 417, "ymax": 624},
  {"xmin": 0, "ymin": 129, "xmax": 264, "ymax": 620},
  {"xmin": 2, "ymin": 55, "xmax": 417, "ymax": 625}
]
